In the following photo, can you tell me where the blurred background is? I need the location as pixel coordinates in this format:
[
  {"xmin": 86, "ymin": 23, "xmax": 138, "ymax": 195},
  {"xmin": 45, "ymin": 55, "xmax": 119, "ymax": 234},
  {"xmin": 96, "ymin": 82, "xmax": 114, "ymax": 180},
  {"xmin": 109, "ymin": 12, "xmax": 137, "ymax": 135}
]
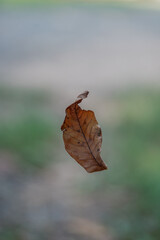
[{"xmin": 0, "ymin": 0, "xmax": 160, "ymax": 240}]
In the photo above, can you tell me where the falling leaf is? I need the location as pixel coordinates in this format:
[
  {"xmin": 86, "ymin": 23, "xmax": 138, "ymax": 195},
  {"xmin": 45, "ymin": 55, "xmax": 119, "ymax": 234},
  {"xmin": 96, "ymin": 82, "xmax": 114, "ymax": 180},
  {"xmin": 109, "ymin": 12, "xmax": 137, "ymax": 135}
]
[{"xmin": 61, "ymin": 91, "xmax": 107, "ymax": 173}]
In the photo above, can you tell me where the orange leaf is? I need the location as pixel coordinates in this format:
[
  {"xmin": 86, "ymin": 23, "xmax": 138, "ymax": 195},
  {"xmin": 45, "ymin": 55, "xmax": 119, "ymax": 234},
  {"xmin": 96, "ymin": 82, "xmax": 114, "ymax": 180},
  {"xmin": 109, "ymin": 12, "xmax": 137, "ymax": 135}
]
[{"xmin": 61, "ymin": 91, "xmax": 107, "ymax": 173}]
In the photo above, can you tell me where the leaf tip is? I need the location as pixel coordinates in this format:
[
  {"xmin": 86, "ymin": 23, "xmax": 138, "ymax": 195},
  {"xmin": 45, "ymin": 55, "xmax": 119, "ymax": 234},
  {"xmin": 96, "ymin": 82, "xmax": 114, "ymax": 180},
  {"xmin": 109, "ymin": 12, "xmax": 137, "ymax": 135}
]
[{"xmin": 77, "ymin": 91, "xmax": 89, "ymax": 100}]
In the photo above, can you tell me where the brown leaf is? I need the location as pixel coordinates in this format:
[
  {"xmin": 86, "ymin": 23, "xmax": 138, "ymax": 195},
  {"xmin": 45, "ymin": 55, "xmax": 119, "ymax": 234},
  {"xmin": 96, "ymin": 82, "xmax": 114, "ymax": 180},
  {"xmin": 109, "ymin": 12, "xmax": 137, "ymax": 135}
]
[{"xmin": 61, "ymin": 91, "xmax": 107, "ymax": 173}]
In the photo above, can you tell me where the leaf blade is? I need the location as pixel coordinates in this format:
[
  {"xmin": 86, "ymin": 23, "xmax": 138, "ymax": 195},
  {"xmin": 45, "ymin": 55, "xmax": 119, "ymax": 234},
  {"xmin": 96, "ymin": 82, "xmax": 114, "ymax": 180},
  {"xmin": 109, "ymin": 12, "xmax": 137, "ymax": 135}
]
[{"xmin": 61, "ymin": 92, "xmax": 107, "ymax": 173}]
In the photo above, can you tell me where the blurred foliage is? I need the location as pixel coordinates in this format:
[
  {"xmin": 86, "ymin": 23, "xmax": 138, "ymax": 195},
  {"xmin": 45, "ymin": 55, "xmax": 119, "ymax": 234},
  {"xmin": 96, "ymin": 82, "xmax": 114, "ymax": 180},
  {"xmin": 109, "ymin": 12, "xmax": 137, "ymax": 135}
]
[
  {"xmin": 113, "ymin": 89, "xmax": 160, "ymax": 204},
  {"xmin": 1, "ymin": 0, "xmax": 159, "ymax": 8},
  {"xmin": 0, "ymin": 0, "xmax": 71, "ymax": 6},
  {"xmin": 0, "ymin": 227, "xmax": 22, "ymax": 240},
  {"xmin": 103, "ymin": 89, "xmax": 160, "ymax": 240},
  {"xmin": 0, "ymin": 86, "xmax": 160, "ymax": 240},
  {"xmin": 0, "ymin": 86, "xmax": 58, "ymax": 170},
  {"xmin": 78, "ymin": 89, "xmax": 160, "ymax": 240}
]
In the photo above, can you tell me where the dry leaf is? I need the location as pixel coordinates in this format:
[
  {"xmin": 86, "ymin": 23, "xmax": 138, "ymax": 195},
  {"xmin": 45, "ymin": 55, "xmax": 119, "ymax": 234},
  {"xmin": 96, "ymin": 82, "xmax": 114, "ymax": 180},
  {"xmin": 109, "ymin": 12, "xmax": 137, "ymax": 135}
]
[{"xmin": 61, "ymin": 91, "xmax": 107, "ymax": 173}]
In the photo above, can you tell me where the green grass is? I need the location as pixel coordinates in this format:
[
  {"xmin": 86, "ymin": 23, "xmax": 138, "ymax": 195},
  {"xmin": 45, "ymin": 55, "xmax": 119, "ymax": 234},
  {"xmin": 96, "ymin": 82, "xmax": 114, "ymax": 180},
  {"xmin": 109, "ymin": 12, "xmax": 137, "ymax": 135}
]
[
  {"xmin": 0, "ymin": 86, "xmax": 58, "ymax": 170},
  {"xmin": 79, "ymin": 88, "xmax": 160, "ymax": 240},
  {"xmin": 0, "ymin": 0, "xmax": 73, "ymax": 6},
  {"xmin": 0, "ymin": 86, "xmax": 160, "ymax": 239},
  {"xmin": 105, "ymin": 89, "xmax": 160, "ymax": 240},
  {"xmin": 1, "ymin": 0, "xmax": 158, "ymax": 8}
]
